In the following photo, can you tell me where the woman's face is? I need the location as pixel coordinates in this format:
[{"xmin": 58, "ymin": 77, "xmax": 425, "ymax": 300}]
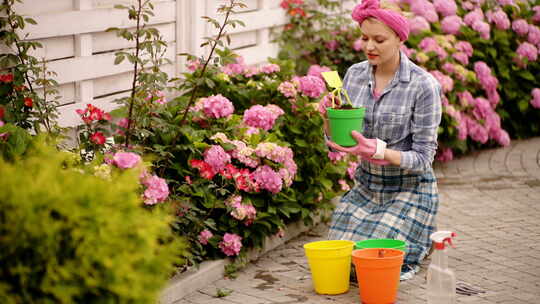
[{"xmin": 359, "ymin": 18, "xmax": 401, "ymax": 66}]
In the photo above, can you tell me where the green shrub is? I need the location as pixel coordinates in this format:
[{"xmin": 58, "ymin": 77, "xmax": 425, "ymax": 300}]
[{"xmin": 0, "ymin": 141, "xmax": 185, "ymax": 303}]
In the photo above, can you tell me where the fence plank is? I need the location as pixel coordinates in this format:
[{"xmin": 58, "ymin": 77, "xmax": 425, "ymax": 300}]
[
  {"xmin": 47, "ymin": 43, "xmax": 176, "ymax": 84},
  {"xmin": 92, "ymin": 23, "xmax": 176, "ymax": 54},
  {"xmin": 221, "ymin": 8, "xmax": 287, "ymax": 35},
  {"xmin": 23, "ymin": 1, "xmax": 176, "ymax": 40}
]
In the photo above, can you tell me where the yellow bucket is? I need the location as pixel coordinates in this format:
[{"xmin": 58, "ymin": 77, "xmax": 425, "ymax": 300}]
[{"xmin": 303, "ymin": 240, "xmax": 355, "ymax": 294}]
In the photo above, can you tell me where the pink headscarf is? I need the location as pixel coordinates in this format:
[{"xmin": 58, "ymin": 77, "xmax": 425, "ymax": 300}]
[{"xmin": 352, "ymin": 0, "xmax": 410, "ymax": 41}]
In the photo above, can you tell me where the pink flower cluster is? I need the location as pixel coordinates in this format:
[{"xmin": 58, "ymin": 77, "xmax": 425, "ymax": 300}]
[
  {"xmin": 202, "ymin": 94, "xmax": 235, "ymax": 119},
  {"xmin": 531, "ymin": 88, "xmax": 540, "ymax": 109},
  {"xmin": 474, "ymin": 62, "xmax": 500, "ymax": 106},
  {"xmin": 430, "ymin": 70, "xmax": 454, "ymax": 93},
  {"xmin": 255, "ymin": 142, "xmax": 297, "ymax": 187},
  {"xmin": 227, "ymin": 195, "xmax": 257, "ymax": 225},
  {"xmin": 219, "ymin": 233, "xmax": 243, "ymax": 256},
  {"xmin": 220, "ymin": 56, "xmax": 281, "ymax": 77},
  {"xmin": 252, "ymin": 165, "xmax": 283, "ymax": 194},
  {"xmin": 112, "ymin": 152, "xmax": 141, "ymax": 169},
  {"xmin": 204, "ymin": 145, "xmax": 231, "ymax": 172},
  {"xmin": 141, "ymin": 174, "xmax": 170, "ymax": 205},
  {"xmin": 295, "ymin": 75, "xmax": 326, "ymax": 98},
  {"xmin": 198, "ymin": 229, "xmax": 213, "ymax": 245},
  {"xmin": 278, "ymin": 81, "xmax": 297, "ymax": 98},
  {"xmin": 146, "ymin": 90, "xmax": 167, "ymax": 104},
  {"xmin": 243, "ymin": 104, "xmax": 285, "ymax": 131},
  {"xmin": 307, "ymin": 64, "xmax": 331, "ymax": 80}
]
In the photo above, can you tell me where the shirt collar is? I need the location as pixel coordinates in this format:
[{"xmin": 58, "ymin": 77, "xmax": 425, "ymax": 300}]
[{"xmin": 363, "ymin": 51, "xmax": 412, "ymax": 83}]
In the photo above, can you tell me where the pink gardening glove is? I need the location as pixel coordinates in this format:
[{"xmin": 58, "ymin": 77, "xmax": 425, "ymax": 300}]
[{"xmin": 326, "ymin": 130, "xmax": 377, "ymax": 159}]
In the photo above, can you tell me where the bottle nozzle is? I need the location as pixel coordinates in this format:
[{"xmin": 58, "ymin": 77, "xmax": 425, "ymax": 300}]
[{"xmin": 430, "ymin": 231, "xmax": 457, "ymax": 250}]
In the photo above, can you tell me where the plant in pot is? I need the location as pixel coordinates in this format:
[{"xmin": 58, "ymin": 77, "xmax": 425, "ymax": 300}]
[{"xmin": 321, "ymin": 71, "xmax": 365, "ymax": 147}]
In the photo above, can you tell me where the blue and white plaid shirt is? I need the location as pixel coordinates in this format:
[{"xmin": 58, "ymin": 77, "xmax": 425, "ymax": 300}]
[{"xmin": 342, "ymin": 52, "xmax": 442, "ymax": 172}]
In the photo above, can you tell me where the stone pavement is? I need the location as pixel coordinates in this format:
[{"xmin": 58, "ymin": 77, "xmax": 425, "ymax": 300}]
[{"xmin": 177, "ymin": 137, "xmax": 540, "ymax": 304}]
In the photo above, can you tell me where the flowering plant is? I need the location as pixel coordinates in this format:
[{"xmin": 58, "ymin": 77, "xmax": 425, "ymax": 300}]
[{"xmin": 277, "ymin": 0, "xmax": 540, "ymax": 161}]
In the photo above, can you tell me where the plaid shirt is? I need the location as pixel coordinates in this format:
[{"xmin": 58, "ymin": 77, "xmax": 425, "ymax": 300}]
[{"xmin": 342, "ymin": 52, "xmax": 442, "ymax": 172}]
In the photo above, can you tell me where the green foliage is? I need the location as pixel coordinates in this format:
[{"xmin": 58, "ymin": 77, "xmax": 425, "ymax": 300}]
[
  {"xmin": 273, "ymin": 0, "xmax": 364, "ymax": 75},
  {"xmin": 0, "ymin": 0, "xmax": 61, "ymax": 135},
  {"xmin": 0, "ymin": 140, "xmax": 185, "ymax": 303}
]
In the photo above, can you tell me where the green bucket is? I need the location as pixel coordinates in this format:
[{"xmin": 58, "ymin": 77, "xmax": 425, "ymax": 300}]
[
  {"xmin": 354, "ymin": 239, "xmax": 407, "ymax": 252},
  {"xmin": 327, "ymin": 107, "xmax": 365, "ymax": 147}
]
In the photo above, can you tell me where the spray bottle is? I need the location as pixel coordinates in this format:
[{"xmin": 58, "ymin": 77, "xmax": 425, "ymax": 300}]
[{"xmin": 427, "ymin": 231, "xmax": 457, "ymax": 304}]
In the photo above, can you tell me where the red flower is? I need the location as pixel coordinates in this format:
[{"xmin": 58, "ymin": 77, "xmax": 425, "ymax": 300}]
[
  {"xmin": 76, "ymin": 104, "xmax": 110, "ymax": 124},
  {"xmin": 284, "ymin": 23, "xmax": 295, "ymax": 31},
  {"xmin": 220, "ymin": 164, "xmax": 239, "ymax": 179},
  {"xmin": 0, "ymin": 107, "xmax": 4, "ymax": 119},
  {"xmin": 0, "ymin": 74, "xmax": 13, "ymax": 83},
  {"xmin": 289, "ymin": 7, "xmax": 306, "ymax": 17},
  {"xmin": 24, "ymin": 97, "xmax": 33, "ymax": 107},
  {"xmin": 189, "ymin": 159, "xmax": 216, "ymax": 180},
  {"xmin": 90, "ymin": 131, "xmax": 106, "ymax": 145}
]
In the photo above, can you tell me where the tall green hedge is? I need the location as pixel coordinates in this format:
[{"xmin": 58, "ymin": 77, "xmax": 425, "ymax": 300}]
[{"xmin": 0, "ymin": 142, "xmax": 184, "ymax": 303}]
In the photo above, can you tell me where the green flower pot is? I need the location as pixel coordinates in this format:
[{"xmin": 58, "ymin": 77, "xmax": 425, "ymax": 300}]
[
  {"xmin": 354, "ymin": 239, "xmax": 407, "ymax": 252},
  {"xmin": 327, "ymin": 107, "xmax": 366, "ymax": 147}
]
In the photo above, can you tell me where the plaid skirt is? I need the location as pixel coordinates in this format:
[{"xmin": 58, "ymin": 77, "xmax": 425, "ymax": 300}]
[{"xmin": 328, "ymin": 161, "xmax": 439, "ymax": 266}]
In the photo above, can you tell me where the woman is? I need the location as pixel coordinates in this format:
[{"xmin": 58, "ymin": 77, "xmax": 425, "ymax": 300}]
[{"xmin": 324, "ymin": 0, "xmax": 442, "ymax": 279}]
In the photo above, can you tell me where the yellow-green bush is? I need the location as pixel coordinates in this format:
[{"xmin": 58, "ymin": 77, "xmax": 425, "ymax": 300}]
[{"xmin": 0, "ymin": 142, "xmax": 185, "ymax": 303}]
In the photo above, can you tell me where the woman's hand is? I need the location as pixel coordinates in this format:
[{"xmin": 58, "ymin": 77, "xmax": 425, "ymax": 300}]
[{"xmin": 326, "ymin": 131, "xmax": 378, "ymax": 159}]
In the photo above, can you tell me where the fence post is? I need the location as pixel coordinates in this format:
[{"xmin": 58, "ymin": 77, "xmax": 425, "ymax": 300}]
[{"xmin": 73, "ymin": 0, "xmax": 94, "ymax": 105}]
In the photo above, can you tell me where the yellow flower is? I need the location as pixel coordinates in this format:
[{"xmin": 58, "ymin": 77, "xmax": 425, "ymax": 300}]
[{"xmin": 216, "ymin": 73, "xmax": 231, "ymax": 82}]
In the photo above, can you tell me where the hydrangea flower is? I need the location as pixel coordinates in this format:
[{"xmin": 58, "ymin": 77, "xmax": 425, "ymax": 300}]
[
  {"xmin": 307, "ymin": 64, "xmax": 331, "ymax": 80},
  {"xmin": 433, "ymin": 0, "xmax": 457, "ymax": 17},
  {"xmin": 512, "ymin": 19, "xmax": 529, "ymax": 36},
  {"xmin": 204, "ymin": 145, "xmax": 231, "ymax": 173},
  {"xmin": 202, "ymin": 94, "xmax": 234, "ymax": 119},
  {"xmin": 278, "ymin": 81, "xmax": 297, "ymax": 98},
  {"xmin": 297, "ymin": 75, "xmax": 326, "ymax": 98},
  {"xmin": 141, "ymin": 175, "xmax": 169, "ymax": 205},
  {"xmin": 436, "ymin": 148, "xmax": 454, "ymax": 162},
  {"xmin": 531, "ymin": 88, "xmax": 540, "ymax": 109},
  {"xmin": 516, "ymin": 42, "xmax": 538, "ymax": 62},
  {"xmin": 441, "ymin": 15, "xmax": 463, "ymax": 35},
  {"xmin": 243, "ymin": 104, "xmax": 284, "ymax": 131},
  {"xmin": 219, "ymin": 233, "xmax": 242, "ymax": 256},
  {"xmin": 261, "ymin": 63, "xmax": 280, "ymax": 74},
  {"xmin": 252, "ymin": 165, "xmax": 283, "ymax": 194},
  {"xmin": 198, "ymin": 229, "xmax": 213, "ymax": 245},
  {"xmin": 112, "ymin": 152, "xmax": 141, "ymax": 169}
]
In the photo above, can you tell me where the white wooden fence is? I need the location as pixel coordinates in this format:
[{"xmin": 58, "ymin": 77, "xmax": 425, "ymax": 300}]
[{"xmin": 5, "ymin": 0, "xmax": 288, "ymax": 127}]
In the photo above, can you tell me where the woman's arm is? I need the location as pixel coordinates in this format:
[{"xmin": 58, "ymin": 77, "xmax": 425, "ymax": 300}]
[{"xmin": 398, "ymin": 79, "xmax": 442, "ymax": 171}]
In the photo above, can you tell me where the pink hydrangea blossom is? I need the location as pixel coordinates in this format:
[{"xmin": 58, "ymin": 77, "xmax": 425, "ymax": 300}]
[
  {"xmin": 430, "ymin": 70, "xmax": 454, "ymax": 93},
  {"xmin": 410, "ymin": 0, "xmax": 438, "ymax": 23},
  {"xmin": 531, "ymin": 88, "xmax": 540, "ymax": 109},
  {"xmin": 400, "ymin": 45, "xmax": 416, "ymax": 58},
  {"xmin": 512, "ymin": 19, "xmax": 529, "ymax": 36},
  {"xmin": 278, "ymin": 81, "xmax": 297, "ymax": 98},
  {"xmin": 297, "ymin": 75, "xmax": 326, "ymax": 98},
  {"xmin": 474, "ymin": 61, "xmax": 498, "ymax": 93},
  {"xmin": 252, "ymin": 165, "xmax": 283, "ymax": 194},
  {"xmin": 307, "ymin": 65, "xmax": 331, "ymax": 80},
  {"xmin": 112, "ymin": 152, "xmax": 141, "ymax": 169},
  {"xmin": 490, "ymin": 128, "xmax": 510, "ymax": 146},
  {"xmin": 457, "ymin": 91, "xmax": 475, "ymax": 107},
  {"xmin": 418, "ymin": 37, "xmax": 447, "ymax": 60},
  {"xmin": 533, "ymin": 6, "xmax": 540, "ymax": 23},
  {"xmin": 516, "ymin": 42, "xmax": 538, "ymax": 62},
  {"xmin": 442, "ymin": 63, "xmax": 455, "ymax": 74},
  {"xmin": 141, "ymin": 175, "xmax": 169, "ymax": 205},
  {"xmin": 219, "ymin": 233, "xmax": 242, "ymax": 256},
  {"xmin": 465, "ymin": 116, "xmax": 489, "ymax": 144},
  {"xmin": 472, "ymin": 20, "xmax": 491, "ymax": 39},
  {"xmin": 198, "ymin": 229, "xmax": 213, "ymax": 245},
  {"xmin": 328, "ymin": 151, "xmax": 347, "ymax": 163},
  {"xmin": 452, "ymin": 52, "xmax": 469, "ymax": 65},
  {"xmin": 527, "ymin": 25, "xmax": 540, "ymax": 45},
  {"xmin": 202, "ymin": 94, "xmax": 234, "ymax": 119},
  {"xmin": 187, "ymin": 59, "xmax": 201, "ymax": 71},
  {"xmin": 441, "ymin": 15, "xmax": 463, "ymax": 35},
  {"xmin": 455, "ymin": 41, "xmax": 474, "ymax": 57},
  {"xmin": 497, "ymin": 0, "xmax": 514, "ymax": 6},
  {"xmin": 347, "ymin": 161, "xmax": 358, "ymax": 180},
  {"xmin": 261, "ymin": 63, "xmax": 280, "ymax": 74},
  {"xmin": 353, "ymin": 38, "xmax": 363, "ymax": 51},
  {"xmin": 434, "ymin": 0, "xmax": 457, "ymax": 17},
  {"xmin": 338, "ymin": 179, "xmax": 350, "ymax": 191},
  {"xmin": 325, "ymin": 40, "xmax": 339, "ymax": 51},
  {"xmin": 204, "ymin": 145, "xmax": 231, "ymax": 172},
  {"xmin": 436, "ymin": 148, "xmax": 453, "ymax": 162},
  {"xmin": 488, "ymin": 9, "xmax": 510, "ymax": 30},
  {"xmin": 464, "ymin": 9, "xmax": 484, "ymax": 27},
  {"xmin": 221, "ymin": 56, "xmax": 247, "ymax": 75},
  {"xmin": 243, "ymin": 104, "xmax": 284, "ymax": 131},
  {"xmin": 409, "ymin": 16, "xmax": 431, "ymax": 35},
  {"xmin": 244, "ymin": 66, "xmax": 260, "ymax": 77}
]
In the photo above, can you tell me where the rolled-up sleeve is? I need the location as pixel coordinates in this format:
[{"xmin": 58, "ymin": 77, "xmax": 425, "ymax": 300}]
[{"xmin": 400, "ymin": 79, "xmax": 442, "ymax": 171}]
